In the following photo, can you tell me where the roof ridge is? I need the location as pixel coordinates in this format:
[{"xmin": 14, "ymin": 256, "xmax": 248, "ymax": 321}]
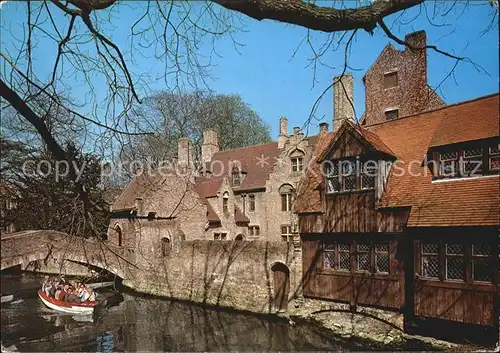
[
  {"xmin": 212, "ymin": 141, "xmax": 277, "ymax": 155},
  {"xmin": 365, "ymin": 92, "xmax": 499, "ymax": 129}
]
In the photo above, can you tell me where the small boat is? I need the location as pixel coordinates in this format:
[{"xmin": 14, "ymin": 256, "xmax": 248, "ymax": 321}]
[
  {"xmin": 1, "ymin": 295, "xmax": 14, "ymax": 303},
  {"xmin": 37, "ymin": 290, "xmax": 100, "ymax": 315}
]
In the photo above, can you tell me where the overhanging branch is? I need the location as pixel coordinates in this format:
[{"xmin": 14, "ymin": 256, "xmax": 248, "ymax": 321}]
[{"xmin": 214, "ymin": 0, "xmax": 424, "ymax": 33}]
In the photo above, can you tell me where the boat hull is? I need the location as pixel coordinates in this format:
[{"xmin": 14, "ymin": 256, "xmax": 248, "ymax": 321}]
[{"xmin": 37, "ymin": 290, "xmax": 98, "ymax": 315}]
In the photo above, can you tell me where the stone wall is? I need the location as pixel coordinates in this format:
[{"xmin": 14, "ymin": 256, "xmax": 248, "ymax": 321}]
[
  {"xmin": 125, "ymin": 239, "xmax": 301, "ymax": 314},
  {"xmin": 23, "ymin": 258, "xmax": 94, "ymax": 277}
]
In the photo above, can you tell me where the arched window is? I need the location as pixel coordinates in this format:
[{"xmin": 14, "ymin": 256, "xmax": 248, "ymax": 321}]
[
  {"xmin": 161, "ymin": 237, "xmax": 171, "ymax": 257},
  {"xmin": 231, "ymin": 166, "xmax": 241, "ymax": 186},
  {"xmin": 290, "ymin": 149, "xmax": 305, "ymax": 172},
  {"xmin": 114, "ymin": 224, "xmax": 123, "ymax": 246},
  {"xmin": 222, "ymin": 192, "xmax": 229, "ymax": 213},
  {"xmin": 279, "ymin": 184, "xmax": 294, "ymax": 212},
  {"xmin": 235, "ymin": 234, "xmax": 244, "ymax": 241}
]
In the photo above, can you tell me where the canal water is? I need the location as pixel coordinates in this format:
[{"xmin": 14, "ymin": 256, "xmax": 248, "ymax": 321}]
[{"xmin": 1, "ymin": 272, "xmax": 374, "ymax": 352}]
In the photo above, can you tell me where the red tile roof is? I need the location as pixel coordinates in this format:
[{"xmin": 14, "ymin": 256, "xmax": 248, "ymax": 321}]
[
  {"xmin": 429, "ymin": 94, "xmax": 499, "ymax": 147},
  {"xmin": 317, "ymin": 121, "xmax": 395, "ymax": 162},
  {"xmin": 235, "ymin": 204, "xmax": 250, "ymax": 223},
  {"xmin": 210, "ymin": 142, "xmax": 281, "ymax": 191},
  {"xmin": 297, "ymin": 94, "xmax": 500, "ymax": 227},
  {"xmin": 295, "ymin": 132, "xmax": 335, "ymax": 214}
]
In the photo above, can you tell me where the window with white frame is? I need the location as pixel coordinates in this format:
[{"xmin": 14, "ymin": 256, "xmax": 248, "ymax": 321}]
[
  {"xmin": 323, "ymin": 241, "xmax": 390, "ymax": 275},
  {"xmin": 325, "ymin": 160, "xmax": 377, "ymax": 194},
  {"xmin": 489, "ymin": 144, "xmax": 500, "ymax": 170},
  {"xmin": 214, "ymin": 233, "xmax": 227, "ymax": 241},
  {"xmin": 436, "ymin": 140, "xmax": 499, "ymax": 179},
  {"xmin": 248, "ymin": 194, "xmax": 255, "ymax": 211},
  {"xmin": 279, "ymin": 184, "xmax": 294, "ymax": 212},
  {"xmin": 323, "ymin": 242, "xmax": 350, "ymax": 271},
  {"xmin": 290, "ymin": 150, "xmax": 305, "ymax": 172},
  {"xmin": 281, "ymin": 225, "xmax": 293, "ymax": 242},
  {"xmin": 249, "ymin": 225, "xmax": 260, "ymax": 237},
  {"xmin": 439, "ymin": 151, "xmax": 459, "ymax": 177},
  {"xmin": 462, "ymin": 147, "xmax": 483, "ymax": 175},
  {"xmin": 420, "ymin": 241, "xmax": 493, "ymax": 284}
]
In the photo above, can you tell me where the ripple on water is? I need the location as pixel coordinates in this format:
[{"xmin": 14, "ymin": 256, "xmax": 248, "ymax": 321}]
[{"xmin": 2, "ymin": 274, "xmax": 377, "ymax": 352}]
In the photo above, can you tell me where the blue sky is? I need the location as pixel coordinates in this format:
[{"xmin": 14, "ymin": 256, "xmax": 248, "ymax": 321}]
[{"xmin": 1, "ymin": 1, "xmax": 498, "ymax": 139}]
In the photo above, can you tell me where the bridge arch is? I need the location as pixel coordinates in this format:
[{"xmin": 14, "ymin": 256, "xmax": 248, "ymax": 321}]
[{"xmin": 1, "ymin": 230, "xmax": 134, "ymax": 279}]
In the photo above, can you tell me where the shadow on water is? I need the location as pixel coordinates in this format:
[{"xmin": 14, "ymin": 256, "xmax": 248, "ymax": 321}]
[{"xmin": 1, "ymin": 273, "xmax": 422, "ymax": 352}]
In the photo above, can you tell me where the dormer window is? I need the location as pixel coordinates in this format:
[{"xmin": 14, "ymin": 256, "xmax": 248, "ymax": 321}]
[
  {"xmin": 290, "ymin": 149, "xmax": 305, "ymax": 172},
  {"xmin": 231, "ymin": 166, "xmax": 241, "ymax": 186},
  {"xmin": 326, "ymin": 160, "xmax": 377, "ymax": 194},
  {"xmin": 435, "ymin": 141, "xmax": 498, "ymax": 179},
  {"xmin": 384, "ymin": 71, "xmax": 398, "ymax": 88},
  {"xmin": 489, "ymin": 144, "xmax": 500, "ymax": 170}
]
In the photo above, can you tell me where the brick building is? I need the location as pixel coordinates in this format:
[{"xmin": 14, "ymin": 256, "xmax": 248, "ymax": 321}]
[
  {"xmin": 360, "ymin": 31, "xmax": 445, "ymax": 126},
  {"xmin": 108, "ymin": 120, "xmax": 326, "ymax": 247},
  {"xmin": 108, "ymin": 30, "xmax": 451, "ymax": 249}
]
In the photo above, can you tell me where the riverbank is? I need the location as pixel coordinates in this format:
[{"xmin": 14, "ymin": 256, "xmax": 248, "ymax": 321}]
[{"xmin": 121, "ymin": 279, "xmax": 492, "ymax": 351}]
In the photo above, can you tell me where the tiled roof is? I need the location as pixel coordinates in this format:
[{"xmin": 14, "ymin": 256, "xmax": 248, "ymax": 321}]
[
  {"xmin": 194, "ymin": 177, "xmax": 222, "ymax": 198},
  {"xmin": 210, "ymin": 142, "xmax": 281, "ymax": 191},
  {"xmin": 235, "ymin": 204, "xmax": 250, "ymax": 223},
  {"xmin": 317, "ymin": 121, "xmax": 395, "ymax": 162},
  {"xmin": 111, "ymin": 173, "xmax": 163, "ymax": 211},
  {"xmin": 428, "ymin": 94, "xmax": 499, "ymax": 147},
  {"xmin": 295, "ymin": 132, "xmax": 335, "ymax": 214},
  {"xmin": 297, "ymin": 94, "xmax": 500, "ymax": 227}
]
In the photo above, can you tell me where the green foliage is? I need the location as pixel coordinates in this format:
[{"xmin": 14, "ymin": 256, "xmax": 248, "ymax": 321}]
[{"xmin": 1, "ymin": 140, "xmax": 109, "ymax": 238}]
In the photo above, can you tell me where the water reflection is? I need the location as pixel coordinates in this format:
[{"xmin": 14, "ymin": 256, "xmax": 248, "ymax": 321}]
[{"xmin": 1, "ymin": 274, "xmax": 357, "ymax": 352}]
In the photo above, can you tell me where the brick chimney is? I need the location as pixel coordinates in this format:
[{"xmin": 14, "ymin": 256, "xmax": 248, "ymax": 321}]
[
  {"xmin": 319, "ymin": 122, "xmax": 329, "ymax": 135},
  {"xmin": 278, "ymin": 116, "xmax": 288, "ymax": 149},
  {"xmin": 333, "ymin": 73, "xmax": 354, "ymax": 133},
  {"xmin": 201, "ymin": 128, "xmax": 219, "ymax": 165},
  {"xmin": 405, "ymin": 30, "xmax": 426, "ymax": 51},
  {"xmin": 177, "ymin": 137, "xmax": 194, "ymax": 168}
]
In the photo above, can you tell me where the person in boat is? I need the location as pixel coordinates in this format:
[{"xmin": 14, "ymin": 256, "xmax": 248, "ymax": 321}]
[
  {"xmin": 79, "ymin": 285, "xmax": 90, "ymax": 302},
  {"xmin": 54, "ymin": 285, "xmax": 62, "ymax": 300},
  {"xmin": 64, "ymin": 288, "xmax": 80, "ymax": 303},
  {"xmin": 44, "ymin": 277, "xmax": 54, "ymax": 297},
  {"xmin": 42, "ymin": 275, "xmax": 49, "ymax": 292},
  {"xmin": 88, "ymin": 289, "xmax": 96, "ymax": 302}
]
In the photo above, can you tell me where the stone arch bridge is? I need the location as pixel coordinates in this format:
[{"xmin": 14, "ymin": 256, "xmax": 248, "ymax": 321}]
[{"xmin": 1, "ymin": 230, "xmax": 135, "ymax": 279}]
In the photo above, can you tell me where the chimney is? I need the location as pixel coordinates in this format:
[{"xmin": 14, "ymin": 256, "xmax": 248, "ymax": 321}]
[
  {"xmin": 278, "ymin": 116, "xmax": 288, "ymax": 149},
  {"xmin": 333, "ymin": 73, "xmax": 354, "ymax": 133},
  {"xmin": 319, "ymin": 122, "xmax": 329, "ymax": 135},
  {"xmin": 201, "ymin": 128, "xmax": 219, "ymax": 166},
  {"xmin": 405, "ymin": 30, "xmax": 426, "ymax": 51},
  {"xmin": 293, "ymin": 126, "xmax": 300, "ymax": 136},
  {"xmin": 135, "ymin": 197, "xmax": 144, "ymax": 215},
  {"xmin": 177, "ymin": 137, "xmax": 194, "ymax": 168}
]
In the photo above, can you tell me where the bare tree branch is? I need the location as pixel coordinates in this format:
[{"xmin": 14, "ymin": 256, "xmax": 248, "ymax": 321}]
[{"xmin": 214, "ymin": 0, "xmax": 424, "ymax": 33}]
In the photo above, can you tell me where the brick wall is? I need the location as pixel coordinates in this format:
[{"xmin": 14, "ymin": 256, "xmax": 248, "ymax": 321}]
[{"xmin": 363, "ymin": 31, "xmax": 445, "ymax": 125}]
